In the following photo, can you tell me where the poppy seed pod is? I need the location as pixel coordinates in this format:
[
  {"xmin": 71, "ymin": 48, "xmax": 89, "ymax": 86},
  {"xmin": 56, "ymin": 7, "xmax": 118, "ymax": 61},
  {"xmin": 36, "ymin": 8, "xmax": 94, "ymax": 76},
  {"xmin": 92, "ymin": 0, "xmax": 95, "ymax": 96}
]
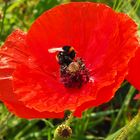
[{"xmin": 54, "ymin": 124, "xmax": 72, "ymax": 140}]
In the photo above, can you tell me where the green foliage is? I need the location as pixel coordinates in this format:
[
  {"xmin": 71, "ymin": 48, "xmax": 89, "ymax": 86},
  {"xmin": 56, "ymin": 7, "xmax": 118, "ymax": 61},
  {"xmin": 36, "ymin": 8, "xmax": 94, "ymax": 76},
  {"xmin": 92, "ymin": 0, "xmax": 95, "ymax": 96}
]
[{"xmin": 0, "ymin": 0, "xmax": 140, "ymax": 140}]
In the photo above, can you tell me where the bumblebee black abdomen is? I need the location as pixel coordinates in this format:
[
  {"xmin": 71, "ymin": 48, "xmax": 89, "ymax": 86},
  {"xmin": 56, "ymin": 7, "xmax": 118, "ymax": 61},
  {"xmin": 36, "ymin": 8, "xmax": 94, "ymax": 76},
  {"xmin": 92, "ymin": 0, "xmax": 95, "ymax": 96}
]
[{"xmin": 57, "ymin": 52, "xmax": 73, "ymax": 65}]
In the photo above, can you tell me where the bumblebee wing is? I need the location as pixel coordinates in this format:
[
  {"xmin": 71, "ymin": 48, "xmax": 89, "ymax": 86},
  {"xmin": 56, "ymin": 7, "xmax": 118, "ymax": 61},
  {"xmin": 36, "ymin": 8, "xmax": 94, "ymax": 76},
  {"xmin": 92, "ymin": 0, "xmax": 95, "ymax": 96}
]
[{"xmin": 48, "ymin": 47, "xmax": 63, "ymax": 53}]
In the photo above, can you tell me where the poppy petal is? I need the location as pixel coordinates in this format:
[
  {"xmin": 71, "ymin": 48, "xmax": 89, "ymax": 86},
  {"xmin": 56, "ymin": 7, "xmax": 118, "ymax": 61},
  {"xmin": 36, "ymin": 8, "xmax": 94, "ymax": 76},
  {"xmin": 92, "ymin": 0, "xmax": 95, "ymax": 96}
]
[
  {"xmin": 4, "ymin": 97, "xmax": 64, "ymax": 119},
  {"xmin": 126, "ymin": 46, "xmax": 140, "ymax": 90},
  {"xmin": 0, "ymin": 29, "xmax": 28, "ymax": 102},
  {"xmin": 0, "ymin": 79, "xmax": 63, "ymax": 119},
  {"xmin": 0, "ymin": 30, "xmax": 64, "ymax": 118},
  {"xmin": 74, "ymin": 13, "xmax": 139, "ymax": 117},
  {"xmin": 13, "ymin": 64, "xmax": 95, "ymax": 113},
  {"xmin": 27, "ymin": 3, "xmax": 119, "ymax": 68}
]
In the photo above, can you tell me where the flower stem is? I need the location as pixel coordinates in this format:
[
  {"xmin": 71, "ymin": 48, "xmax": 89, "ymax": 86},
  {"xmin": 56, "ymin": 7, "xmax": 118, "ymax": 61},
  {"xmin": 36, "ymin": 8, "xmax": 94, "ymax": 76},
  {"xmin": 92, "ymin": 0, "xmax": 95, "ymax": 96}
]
[
  {"xmin": 65, "ymin": 112, "xmax": 73, "ymax": 126},
  {"xmin": 109, "ymin": 86, "xmax": 135, "ymax": 134},
  {"xmin": 115, "ymin": 111, "xmax": 140, "ymax": 140}
]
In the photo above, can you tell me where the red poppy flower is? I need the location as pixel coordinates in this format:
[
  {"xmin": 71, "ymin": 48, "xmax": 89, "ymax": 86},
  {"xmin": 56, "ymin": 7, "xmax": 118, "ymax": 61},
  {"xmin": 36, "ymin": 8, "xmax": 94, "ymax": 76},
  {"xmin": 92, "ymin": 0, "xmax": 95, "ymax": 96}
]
[
  {"xmin": 126, "ymin": 46, "xmax": 140, "ymax": 90},
  {"xmin": 0, "ymin": 2, "xmax": 139, "ymax": 119}
]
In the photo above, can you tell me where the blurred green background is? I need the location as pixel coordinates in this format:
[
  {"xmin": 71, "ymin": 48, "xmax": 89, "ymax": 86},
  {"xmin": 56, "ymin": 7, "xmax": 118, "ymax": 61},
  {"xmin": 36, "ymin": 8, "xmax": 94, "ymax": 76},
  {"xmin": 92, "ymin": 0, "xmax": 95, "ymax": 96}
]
[{"xmin": 0, "ymin": 0, "xmax": 140, "ymax": 140}]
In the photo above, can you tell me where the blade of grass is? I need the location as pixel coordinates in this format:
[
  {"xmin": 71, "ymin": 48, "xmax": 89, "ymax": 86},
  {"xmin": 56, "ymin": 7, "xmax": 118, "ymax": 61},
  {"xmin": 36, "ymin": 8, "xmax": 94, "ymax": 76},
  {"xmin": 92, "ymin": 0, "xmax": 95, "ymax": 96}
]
[
  {"xmin": 128, "ymin": 0, "xmax": 140, "ymax": 15},
  {"xmin": 105, "ymin": 127, "xmax": 124, "ymax": 140},
  {"xmin": 115, "ymin": 0, "xmax": 124, "ymax": 11},
  {"xmin": 113, "ymin": 0, "xmax": 118, "ymax": 9},
  {"xmin": 109, "ymin": 86, "xmax": 136, "ymax": 134},
  {"xmin": 115, "ymin": 111, "xmax": 140, "ymax": 140},
  {"xmin": 14, "ymin": 120, "xmax": 38, "ymax": 140},
  {"xmin": 0, "ymin": 1, "xmax": 8, "ymax": 41}
]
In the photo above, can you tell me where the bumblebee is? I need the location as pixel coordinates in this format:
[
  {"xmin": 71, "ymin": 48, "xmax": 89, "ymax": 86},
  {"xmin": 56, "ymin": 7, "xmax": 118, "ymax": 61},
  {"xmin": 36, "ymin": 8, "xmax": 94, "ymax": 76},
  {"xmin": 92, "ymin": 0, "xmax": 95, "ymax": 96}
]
[{"xmin": 48, "ymin": 46, "xmax": 76, "ymax": 66}]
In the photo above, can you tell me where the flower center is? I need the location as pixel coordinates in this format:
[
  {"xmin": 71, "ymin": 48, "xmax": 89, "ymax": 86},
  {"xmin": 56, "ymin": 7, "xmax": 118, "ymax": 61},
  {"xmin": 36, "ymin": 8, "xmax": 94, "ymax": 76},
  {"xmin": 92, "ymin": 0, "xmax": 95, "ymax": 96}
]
[
  {"xmin": 48, "ymin": 46, "xmax": 90, "ymax": 88},
  {"xmin": 57, "ymin": 46, "xmax": 89, "ymax": 88}
]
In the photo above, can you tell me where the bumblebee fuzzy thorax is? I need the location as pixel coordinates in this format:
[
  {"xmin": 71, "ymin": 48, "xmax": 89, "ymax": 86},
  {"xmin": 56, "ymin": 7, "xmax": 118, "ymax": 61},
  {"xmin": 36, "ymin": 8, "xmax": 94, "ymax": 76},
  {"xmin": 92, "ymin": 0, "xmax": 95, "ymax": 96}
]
[{"xmin": 56, "ymin": 46, "xmax": 76, "ymax": 66}]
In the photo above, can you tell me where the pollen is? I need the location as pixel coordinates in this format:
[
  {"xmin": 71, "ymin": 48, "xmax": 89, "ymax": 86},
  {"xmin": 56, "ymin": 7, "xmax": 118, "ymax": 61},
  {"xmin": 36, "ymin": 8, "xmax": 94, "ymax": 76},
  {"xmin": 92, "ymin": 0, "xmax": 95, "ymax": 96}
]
[
  {"xmin": 60, "ymin": 58, "xmax": 90, "ymax": 88},
  {"xmin": 67, "ymin": 62, "xmax": 80, "ymax": 73}
]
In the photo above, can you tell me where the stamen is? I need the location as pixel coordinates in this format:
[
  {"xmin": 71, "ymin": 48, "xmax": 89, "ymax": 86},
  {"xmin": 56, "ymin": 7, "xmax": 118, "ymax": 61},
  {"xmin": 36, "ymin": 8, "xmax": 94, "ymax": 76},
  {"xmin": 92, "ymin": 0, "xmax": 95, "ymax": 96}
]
[
  {"xmin": 60, "ymin": 58, "xmax": 89, "ymax": 88},
  {"xmin": 50, "ymin": 46, "xmax": 90, "ymax": 88}
]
